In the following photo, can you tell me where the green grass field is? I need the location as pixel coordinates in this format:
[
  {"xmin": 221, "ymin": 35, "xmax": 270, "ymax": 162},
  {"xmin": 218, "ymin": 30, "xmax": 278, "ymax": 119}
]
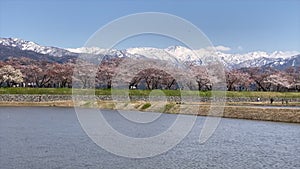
[{"xmin": 0, "ymin": 87, "xmax": 299, "ymax": 98}]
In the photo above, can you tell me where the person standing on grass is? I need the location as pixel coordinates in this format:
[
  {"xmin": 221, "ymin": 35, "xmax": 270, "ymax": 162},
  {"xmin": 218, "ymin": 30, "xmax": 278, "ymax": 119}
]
[{"xmin": 270, "ymin": 98, "xmax": 274, "ymax": 104}]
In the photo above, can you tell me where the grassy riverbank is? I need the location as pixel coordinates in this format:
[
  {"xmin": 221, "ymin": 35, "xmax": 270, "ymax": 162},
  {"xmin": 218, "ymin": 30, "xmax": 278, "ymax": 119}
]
[
  {"xmin": 1, "ymin": 88, "xmax": 299, "ymax": 123},
  {"xmin": 0, "ymin": 87, "xmax": 299, "ymax": 98},
  {"xmin": 0, "ymin": 100, "xmax": 299, "ymax": 123}
]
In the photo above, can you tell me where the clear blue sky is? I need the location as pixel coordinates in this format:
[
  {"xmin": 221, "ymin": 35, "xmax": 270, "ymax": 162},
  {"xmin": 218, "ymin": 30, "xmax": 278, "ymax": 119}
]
[{"xmin": 0, "ymin": 0, "xmax": 299, "ymax": 53}]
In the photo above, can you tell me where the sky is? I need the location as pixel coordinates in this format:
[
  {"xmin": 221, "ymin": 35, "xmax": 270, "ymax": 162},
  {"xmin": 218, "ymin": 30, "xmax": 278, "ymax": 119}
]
[{"xmin": 0, "ymin": 0, "xmax": 299, "ymax": 53}]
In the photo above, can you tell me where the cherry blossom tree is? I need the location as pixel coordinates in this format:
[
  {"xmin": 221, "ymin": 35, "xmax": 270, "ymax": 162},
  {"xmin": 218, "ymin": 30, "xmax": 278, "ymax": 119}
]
[
  {"xmin": 225, "ymin": 69, "xmax": 252, "ymax": 91},
  {"xmin": 190, "ymin": 65, "xmax": 211, "ymax": 91},
  {"xmin": 51, "ymin": 62, "xmax": 74, "ymax": 88},
  {"xmin": 23, "ymin": 63, "xmax": 53, "ymax": 87},
  {"xmin": 245, "ymin": 67, "xmax": 274, "ymax": 91},
  {"xmin": 264, "ymin": 71, "xmax": 293, "ymax": 91},
  {"xmin": 73, "ymin": 60, "xmax": 97, "ymax": 88},
  {"xmin": 0, "ymin": 61, "xmax": 5, "ymax": 68},
  {"xmin": 129, "ymin": 68, "xmax": 177, "ymax": 90},
  {"xmin": 0, "ymin": 65, "xmax": 23, "ymax": 87},
  {"xmin": 285, "ymin": 66, "xmax": 300, "ymax": 91},
  {"xmin": 110, "ymin": 57, "xmax": 185, "ymax": 90},
  {"xmin": 96, "ymin": 58, "xmax": 123, "ymax": 89}
]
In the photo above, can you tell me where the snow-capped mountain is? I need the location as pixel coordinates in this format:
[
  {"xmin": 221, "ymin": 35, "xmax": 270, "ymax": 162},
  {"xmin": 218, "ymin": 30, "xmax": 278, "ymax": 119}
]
[
  {"xmin": 0, "ymin": 38, "xmax": 78, "ymax": 62},
  {"xmin": 0, "ymin": 38, "xmax": 76, "ymax": 58},
  {"xmin": 0, "ymin": 37, "xmax": 299, "ymax": 69},
  {"xmin": 219, "ymin": 51, "xmax": 299, "ymax": 69},
  {"xmin": 69, "ymin": 45, "xmax": 299, "ymax": 69},
  {"xmin": 67, "ymin": 47, "xmax": 137, "ymax": 58},
  {"xmin": 263, "ymin": 54, "xmax": 300, "ymax": 70}
]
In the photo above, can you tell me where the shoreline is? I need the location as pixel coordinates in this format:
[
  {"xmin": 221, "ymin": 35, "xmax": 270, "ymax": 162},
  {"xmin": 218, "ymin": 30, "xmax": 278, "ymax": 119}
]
[{"xmin": 0, "ymin": 100, "xmax": 299, "ymax": 123}]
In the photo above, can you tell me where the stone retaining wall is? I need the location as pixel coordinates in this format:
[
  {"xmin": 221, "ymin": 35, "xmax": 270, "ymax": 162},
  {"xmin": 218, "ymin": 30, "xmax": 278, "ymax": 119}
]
[{"xmin": 0, "ymin": 94, "xmax": 299, "ymax": 103}]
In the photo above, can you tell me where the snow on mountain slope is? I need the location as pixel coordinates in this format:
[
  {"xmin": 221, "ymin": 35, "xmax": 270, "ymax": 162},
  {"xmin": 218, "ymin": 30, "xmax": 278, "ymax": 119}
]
[
  {"xmin": 67, "ymin": 47, "xmax": 144, "ymax": 59},
  {"xmin": 165, "ymin": 46, "xmax": 200, "ymax": 61},
  {"xmin": 0, "ymin": 38, "xmax": 75, "ymax": 57},
  {"xmin": 67, "ymin": 47, "xmax": 109, "ymax": 55},
  {"xmin": 263, "ymin": 54, "xmax": 300, "ymax": 70},
  {"xmin": 126, "ymin": 47, "xmax": 182, "ymax": 63},
  {"xmin": 66, "ymin": 45, "xmax": 299, "ymax": 69},
  {"xmin": 1, "ymin": 37, "xmax": 299, "ymax": 69}
]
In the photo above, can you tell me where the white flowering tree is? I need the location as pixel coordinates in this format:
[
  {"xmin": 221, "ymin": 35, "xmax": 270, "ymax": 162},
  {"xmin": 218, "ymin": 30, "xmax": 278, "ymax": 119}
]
[
  {"xmin": 0, "ymin": 65, "xmax": 24, "ymax": 87},
  {"xmin": 225, "ymin": 69, "xmax": 252, "ymax": 91},
  {"xmin": 96, "ymin": 58, "xmax": 123, "ymax": 89},
  {"xmin": 73, "ymin": 60, "xmax": 97, "ymax": 88},
  {"xmin": 190, "ymin": 65, "xmax": 211, "ymax": 91}
]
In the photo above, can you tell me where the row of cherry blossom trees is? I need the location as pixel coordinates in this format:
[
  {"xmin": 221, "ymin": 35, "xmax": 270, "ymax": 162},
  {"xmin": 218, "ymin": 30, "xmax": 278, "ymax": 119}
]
[
  {"xmin": 0, "ymin": 57, "xmax": 299, "ymax": 91},
  {"xmin": 226, "ymin": 67, "xmax": 300, "ymax": 91},
  {"xmin": 0, "ymin": 57, "xmax": 73, "ymax": 88}
]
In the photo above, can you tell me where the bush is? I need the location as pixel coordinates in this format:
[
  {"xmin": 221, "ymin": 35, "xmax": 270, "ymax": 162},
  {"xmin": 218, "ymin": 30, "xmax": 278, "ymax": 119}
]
[
  {"xmin": 140, "ymin": 103, "xmax": 151, "ymax": 110},
  {"xmin": 163, "ymin": 103, "xmax": 175, "ymax": 113}
]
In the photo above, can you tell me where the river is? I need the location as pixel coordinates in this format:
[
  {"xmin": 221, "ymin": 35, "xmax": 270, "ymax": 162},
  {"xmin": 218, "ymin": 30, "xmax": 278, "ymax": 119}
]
[{"xmin": 0, "ymin": 107, "xmax": 299, "ymax": 169}]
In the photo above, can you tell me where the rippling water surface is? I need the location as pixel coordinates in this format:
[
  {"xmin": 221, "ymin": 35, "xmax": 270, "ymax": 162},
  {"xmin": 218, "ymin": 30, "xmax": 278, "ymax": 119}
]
[{"xmin": 0, "ymin": 107, "xmax": 299, "ymax": 169}]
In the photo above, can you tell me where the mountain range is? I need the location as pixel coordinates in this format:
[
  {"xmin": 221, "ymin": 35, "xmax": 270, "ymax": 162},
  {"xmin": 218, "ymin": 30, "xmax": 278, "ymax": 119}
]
[{"xmin": 0, "ymin": 37, "xmax": 299, "ymax": 70}]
